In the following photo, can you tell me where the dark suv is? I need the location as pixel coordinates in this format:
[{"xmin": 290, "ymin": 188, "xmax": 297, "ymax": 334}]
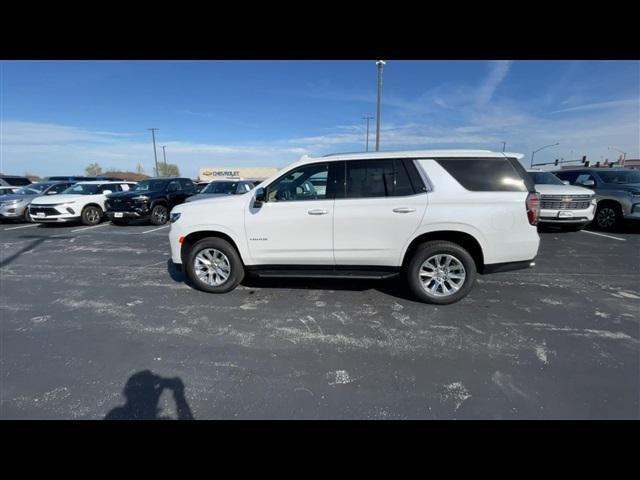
[{"xmin": 105, "ymin": 177, "xmax": 196, "ymax": 225}]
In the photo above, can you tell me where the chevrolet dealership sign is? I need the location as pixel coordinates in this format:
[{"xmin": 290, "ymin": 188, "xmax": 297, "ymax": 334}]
[{"xmin": 199, "ymin": 167, "xmax": 279, "ymax": 182}]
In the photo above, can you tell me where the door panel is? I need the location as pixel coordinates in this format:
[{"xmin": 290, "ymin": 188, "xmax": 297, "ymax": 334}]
[{"xmin": 333, "ymin": 194, "xmax": 427, "ymax": 266}]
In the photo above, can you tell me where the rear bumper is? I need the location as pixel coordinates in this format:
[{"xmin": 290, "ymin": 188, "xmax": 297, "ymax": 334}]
[
  {"xmin": 538, "ymin": 217, "xmax": 591, "ymax": 226},
  {"xmin": 482, "ymin": 259, "xmax": 536, "ymax": 274}
]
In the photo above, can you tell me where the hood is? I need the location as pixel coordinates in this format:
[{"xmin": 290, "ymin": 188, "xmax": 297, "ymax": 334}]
[
  {"xmin": 535, "ymin": 184, "xmax": 594, "ymax": 195},
  {"xmin": 31, "ymin": 193, "xmax": 85, "ymax": 205},
  {"xmin": 174, "ymin": 193, "xmax": 243, "ymax": 213},
  {"xmin": 184, "ymin": 193, "xmax": 231, "ymax": 203}
]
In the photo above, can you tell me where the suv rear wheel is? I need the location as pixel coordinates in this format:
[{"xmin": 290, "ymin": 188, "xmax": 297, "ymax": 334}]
[
  {"xmin": 185, "ymin": 237, "xmax": 244, "ymax": 293},
  {"xmin": 406, "ymin": 241, "xmax": 477, "ymax": 304},
  {"xmin": 150, "ymin": 204, "xmax": 168, "ymax": 225}
]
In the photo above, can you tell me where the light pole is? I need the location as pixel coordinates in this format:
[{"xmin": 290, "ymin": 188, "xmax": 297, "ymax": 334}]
[
  {"xmin": 608, "ymin": 146, "xmax": 627, "ymax": 167},
  {"xmin": 375, "ymin": 60, "xmax": 385, "ymax": 152},
  {"xmin": 530, "ymin": 142, "xmax": 560, "ymax": 168},
  {"xmin": 148, "ymin": 128, "xmax": 160, "ymax": 176},
  {"xmin": 162, "ymin": 145, "xmax": 167, "ymax": 165},
  {"xmin": 502, "ymin": 142, "xmax": 506, "ymax": 152},
  {"xmin": 362, "ymin": 116, "xmax": 374, "ymax": 152}
]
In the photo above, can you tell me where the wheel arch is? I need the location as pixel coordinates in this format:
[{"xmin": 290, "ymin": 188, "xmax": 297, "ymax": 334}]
[
  {"xmin": 180, "ymin": 230, "xmax": 245, "ymax": 266},
  {"xmin": 401, "ymin": 229, "xmax": 485, "ymax": 273}
]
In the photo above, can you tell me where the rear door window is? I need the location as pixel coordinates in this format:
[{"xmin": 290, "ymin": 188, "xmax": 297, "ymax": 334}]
[
  {"xmin": 344, "ymin": 159, "xmax": 419, "ymax": 198},
  {"xmin": 436, "ymin": 158, "xmax": 527, "ymax": 192}
]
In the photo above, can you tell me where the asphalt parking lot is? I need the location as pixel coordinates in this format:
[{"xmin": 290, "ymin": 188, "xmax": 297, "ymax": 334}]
[{"xmin": 1, "ymin": 220, "xmax": 638, "ymax": 419}]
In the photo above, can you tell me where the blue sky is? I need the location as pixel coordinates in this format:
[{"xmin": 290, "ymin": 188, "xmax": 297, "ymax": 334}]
[{"xmin": 1, "ymin": 60, "xmax": 638, "ymax": 178}]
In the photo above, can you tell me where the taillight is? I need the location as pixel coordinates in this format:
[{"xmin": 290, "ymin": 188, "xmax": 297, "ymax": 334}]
[{"xmin": 526, "ymin": 192, "xmax": 541, "ymax": 225}]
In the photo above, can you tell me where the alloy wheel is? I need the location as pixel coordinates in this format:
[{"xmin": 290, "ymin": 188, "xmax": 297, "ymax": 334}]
[
  {"xmin": 194, "ymin": 248, "xmax": 231, "ymax": 286},
  {"xmin": 419, "ymin": 254, "xmax": 466, "ymax": 297}
]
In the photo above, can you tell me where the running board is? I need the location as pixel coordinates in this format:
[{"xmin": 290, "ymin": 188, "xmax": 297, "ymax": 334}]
[{"xmin": 251, "ymin": 269, "xmax": 400, "ymax": 280}]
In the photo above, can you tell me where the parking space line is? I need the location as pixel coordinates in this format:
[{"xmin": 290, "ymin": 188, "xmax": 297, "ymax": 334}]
[
  {"xmin": 580, "ymin": 230, "xmax": 626, "ymax": 242},
  {"xmin": 70, "ymin": 223, "xmax": 111, "ymax": 233},
  {"xmin": 3, "ymin": 224, "xmax": 39, "ymax": 231},
  {"xmin": 142, "ymin": 225, "xmax": 170, "ymax": 234}
]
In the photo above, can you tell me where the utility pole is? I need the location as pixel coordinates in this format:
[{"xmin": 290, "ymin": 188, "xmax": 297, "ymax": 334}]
[
  {"xmin": 148, "ymin": 128, "xmax": 159, "ymax": 176},
  {"xmin": 162, "ymin": 145, "xmax": 167, "ymax": 165},
  {"xmin": 375, "ymin": 60, "xmax": 385, "ymax": 152},
  {"xmin": 362, "ymin": 116, "xmax": 374, "ymax": 152},
  {"xmin": 501, "ymin": 142, "xmax": 506, "ymax": 152}
]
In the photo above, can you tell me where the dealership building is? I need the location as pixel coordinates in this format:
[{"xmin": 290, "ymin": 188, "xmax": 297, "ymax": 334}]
[{"xmin": 198, "ymin": 167, "xmax": 279, "ymax": 182}]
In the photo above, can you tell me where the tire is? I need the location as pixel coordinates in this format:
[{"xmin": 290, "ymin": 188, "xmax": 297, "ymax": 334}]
[
  {"xmin": 81, "ymin": 205, "xmax": 103, "ymax": 226},
  {"xmin": 150, "ymin": 204, "xmax": 168, "ymax": 225},
  {"xmin": 406, "ymin": 241, "xmax": 477, "ymax": 305},
  {"xmin": 594, "ymin": 203, "xmax": 622, "ymax": 231},
  {"xmin": 185, "ymin": 237, "xmax": 244, "ymax": 293},
  {"xmin": 111, "ymin": 219, "xmax": 129, "ymax": 226},
  {"xmin": 23, "ymin": 208, "xmax": 32, "ymax": 223}
]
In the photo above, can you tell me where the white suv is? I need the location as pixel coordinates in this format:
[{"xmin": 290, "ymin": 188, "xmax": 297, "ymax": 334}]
[
  {"xmin": 29, "ymin": 181, "xmax": 136, "ymax": 225},
  {"xmin": 169, "ymin": 150, "xmax": 540, "ymax": 304}
]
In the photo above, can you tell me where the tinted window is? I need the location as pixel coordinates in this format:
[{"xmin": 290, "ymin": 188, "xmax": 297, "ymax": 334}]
[
  {"xmin": 344, "ymin": 159, "xmax": 418, "ymax": 198},
  {"xmin": 436, "ymin": 158, "xmax": 527, "ymax": 192},
  {"xmin": 63, "ymin": 184, "xmax": 101, "ymax": 195},
  {"xmin": 47, "ymin": 183, "xmax": 71, "ymax": 194},
  {"xmin": 553, "ymin": 171, "xmax": 580, "ymax": 184},
  {"xmin": 134, "ymin": 180, "xmax": 169, "ymax": 191},
  {"xmin": 575, "ymin": 173, "xmax": 596, "ymax": 186},
  {"xmin": 597, "ymin": 170, "xmax": 640, "ymax": 184},
  {"xmin": 179, "ymin": 179, "xmax": 195, "ymax": 192},
  {"xmin": 2, "ymin": 177, "xmax": 31, "ymax": 186},
  {"xmin": 529, "ymin": 171, "xmax": 564, "ymax": 185},
  {"xmin": 267, "ymin": 163, "xmax": 329, "ymax": 202},
  {"xmin": 204, "ymin": 182, "xmax": 238, "ymax": 194}
]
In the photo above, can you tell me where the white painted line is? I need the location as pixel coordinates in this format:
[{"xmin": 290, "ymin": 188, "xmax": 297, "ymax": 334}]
[
  {"xmin": 70, "ymin": 223, "xmax": 111, "ymax": 233},
  {"xmin": 580, "ymin": 230, "xmax": 626, "ymax": 242},
  {"xmin": 142, "ymin": 225, "xmax": 170, "ymax": 234},
  {"xmin": 3, "ymin": 224, "xmax": 39, "ymax": 231}
]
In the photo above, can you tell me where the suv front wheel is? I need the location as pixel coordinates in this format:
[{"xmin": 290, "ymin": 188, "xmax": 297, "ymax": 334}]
[
  {"xmin": 406, "ymin": 241, "xmax": 477, "ymax": 305},
  {"xmin": 185, "ymin": 237, "xmax": 244, "ymax": 293}
]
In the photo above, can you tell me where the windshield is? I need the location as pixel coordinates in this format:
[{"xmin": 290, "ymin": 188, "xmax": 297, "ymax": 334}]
[
  {"xmin": 62, "ymin": 183, "xmax": 101, "ymax": 195},
  {"xmin": 202, "ymin": 182, "xmax": 237, "ymax": 194},
  {"xmin": 14, "ymin": 183, "xmax": 52, "ymax": 195},
  {"xmin": 529, "ymin": 172, "xmax": 564, "ymax": 185},
  {"xmin": 597, "ymin": 170, "xmax": 640, "ymax": 184},
  {"xmin": 134, "ymin": 180, "xmax": 169, "ymax": 191}
]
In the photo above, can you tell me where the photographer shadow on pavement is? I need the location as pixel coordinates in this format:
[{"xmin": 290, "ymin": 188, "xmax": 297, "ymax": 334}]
[{"xmin": 105, "ymin": 370, "xmax": 194, "ymax": 420}]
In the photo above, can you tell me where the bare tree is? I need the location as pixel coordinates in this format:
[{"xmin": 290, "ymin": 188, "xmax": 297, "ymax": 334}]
[
  {"xmin": 85, "ymin": 163, "xmax": 103, "ymax": 176},
  {"xmin": 157, "ymin": 163, "xmax": 180, "ymax": 177}
]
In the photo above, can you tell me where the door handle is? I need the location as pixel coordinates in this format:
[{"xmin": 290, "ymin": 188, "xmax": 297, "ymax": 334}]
[
  {"xmin": 307, "ymin": 209, "xmax": 329, "ymax": 215},
  {"xmin": 393, "ymin": 207, "xmax": 416, "ymax": 213}
]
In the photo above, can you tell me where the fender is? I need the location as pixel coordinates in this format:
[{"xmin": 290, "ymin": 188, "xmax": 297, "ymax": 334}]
[
  {"xmin": 399, "ymin": 222, "xmax": 488, "ymax": 265},
  {"xmin": 180, "ymin": 223, "xmax": 249, "ymax": 264}
]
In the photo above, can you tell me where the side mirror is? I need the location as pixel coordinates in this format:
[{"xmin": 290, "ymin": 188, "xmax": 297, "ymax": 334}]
[
  {"xmin": 102, "ymin": 190, "xmax": 113, "ymax": 195},
  {"xmin": 253, "ymin": 187, "xmax": 266, "ymax": 208},
  {"xmin": 562, "ymin": 180, "xmax": 570, "ymax": 185},
  {"xmin": 581, "ymin": 180, "xmax": 595, "ymax": 188}
]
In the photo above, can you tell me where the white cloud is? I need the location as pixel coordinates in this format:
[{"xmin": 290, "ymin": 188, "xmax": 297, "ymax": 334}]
[
  {"xmin": 475, "ymin": 61, "xmax": 512, "ymax": 107},
  {"xmin": 550, "ymin": 98, "xmax": 639, "ymax": 114}
]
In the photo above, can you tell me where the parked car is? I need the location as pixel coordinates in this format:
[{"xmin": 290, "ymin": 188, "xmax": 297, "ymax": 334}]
[
  {"xmin": 169, "ymin": 150, "xmax": 540, "ymax": 304},
  {"xmin": 29, "ymin": 181, "xmax": 136, "ymax": 225},
  {"xmin": 527, "ymin": 169, "xmax": 596, "ymax": 231},
  {"xmin": 553, "ymin": 168, "xmax": 640, "ymax": 230},
  {"xmin": 185, "ymin": 180, "xmax": 255, "ymax": 203},
  {"xmin": 0, "ymin": 175, "xmax": 32, "ymax": 187},
  {"xmin": 0, "ymin": 181, "xmax": 74, "ymax": 222},
  {"xmin": 45, "ymin": 176, "xmax": 93, "ymax": 182},
  {"xmin": 195, "ymin": 182, "xmax": 210, "ymax": 193},
  {"xmin": 0, "ymin": 186, "xmax": 21, "ymax": 197},
  {"xmin": 105, "ymin": 177, "xmax": 196, "ymax": 226}
]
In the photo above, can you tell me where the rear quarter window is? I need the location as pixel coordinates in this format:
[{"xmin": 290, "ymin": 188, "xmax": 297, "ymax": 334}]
[{"xmin": 436, "ymin": 158, "xmax": 528, "ymax": 192}]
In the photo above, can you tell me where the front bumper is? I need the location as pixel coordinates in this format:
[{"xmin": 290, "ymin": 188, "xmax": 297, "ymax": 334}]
[
  {"xmin": 623, "ymin": 202, "xmax": 640, "ymax": 221},
  {"xmin": 539, "ymin": 204, "xmax": 595, "ymax": 225},
  {"xmin": 29, "ymin": 204, "xmax": 80, "ymax": 223},
  {"xmin": 105, "ymin": 210, "xmax": 147, "ymax": 220}
]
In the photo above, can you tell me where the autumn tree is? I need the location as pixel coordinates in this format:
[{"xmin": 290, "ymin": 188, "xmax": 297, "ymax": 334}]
[{"xmin": 85, "ymin": 163, "xmax": 103, "ymax": 176}]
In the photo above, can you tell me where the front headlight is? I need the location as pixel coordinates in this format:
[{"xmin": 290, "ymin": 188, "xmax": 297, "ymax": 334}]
[{"xmin": 170, "ymin": 212, "xmax": 181, "ymax": 223}]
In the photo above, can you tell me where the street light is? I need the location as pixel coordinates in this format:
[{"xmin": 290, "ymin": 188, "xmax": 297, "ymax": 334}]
[
  {"xmin": 362, "ymin": 116, "xmax": 374, "ymax": 152},
  {"xmin": 530, "ymin": 142, "xmax": 560, "ymax": 168},
  {"xmin": 502, "ymin": 142, "xmax": 506, "ymax": 152},
  {"xmin": 162, "ymin": 145, "xmax": 167, "ymax": 165},
  {"xmin": 148, "ymin": 128, "xmax": 160, "ymax": 176},
  {"xmin": 608, "ymin": 146, "xmax": 627, "ymax": 166},
  {"xmin": 375, "ymin": 60, "xmax": 385, "ymax": 152}
]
